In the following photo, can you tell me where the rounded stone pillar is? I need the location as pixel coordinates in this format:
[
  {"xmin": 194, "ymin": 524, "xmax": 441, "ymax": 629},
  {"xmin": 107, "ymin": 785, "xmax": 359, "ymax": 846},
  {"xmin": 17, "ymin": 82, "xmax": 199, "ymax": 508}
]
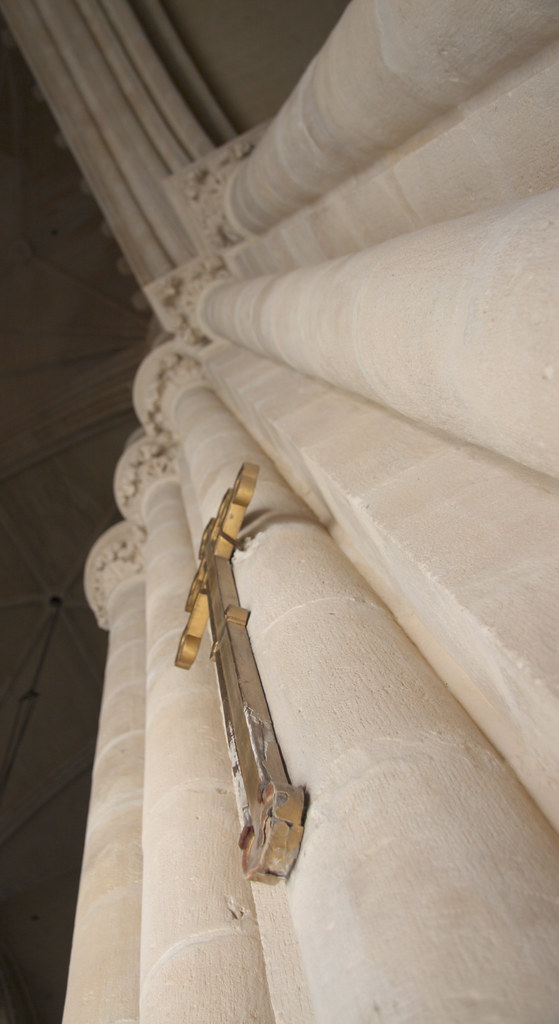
[
  {"xmin": 153, "ymin": 360, "xmax": 559, "ymax": 1024},
  {"xmin": 226, "ymin": 0, "xmax": 559, "ymax": 235},
  {"xmin": 64, "ymin": 521, "xmax": 146, "ymax": 1024},
  {"xmin": 114, "ymin": 431, "xmax": 275, "ymax": 1024},
  {"xmin": 202, "ymin": 189, "xmax": 559, "ymax": 477}
]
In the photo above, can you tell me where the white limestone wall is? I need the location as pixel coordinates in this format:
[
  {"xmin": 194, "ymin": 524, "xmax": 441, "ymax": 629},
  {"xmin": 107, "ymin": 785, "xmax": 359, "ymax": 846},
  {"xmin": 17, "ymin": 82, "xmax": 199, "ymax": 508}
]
[
  {"xmin": 227, "ymin": 0, "xmax": 559, "ymax": 234},
  {"xmin": 227, "ymin": 40, "xmax": 559, "ymax": 277},
  {"xmin": 201, "ymin": 342, "xmax": 559, "ymax": 832},
  {"xmin": 202, "ymin": 189, "xmax": 559, "ymax": 478},
  {"xmin": 63, "ymin": 571, "xmax": 145, "ymax": 1024},
  {"xmin": 139, "ymin": 476, "xmax": 275, "ymax": 1024},
  {"xmin": 167, "ymin": 380, "xmax": 559, "ymax": 1024}
]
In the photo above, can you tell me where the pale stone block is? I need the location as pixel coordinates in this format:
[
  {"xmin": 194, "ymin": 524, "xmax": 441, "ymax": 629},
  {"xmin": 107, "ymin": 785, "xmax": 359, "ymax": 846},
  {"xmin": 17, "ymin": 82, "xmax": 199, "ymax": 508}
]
[
  {"xmin": 140, "ymin": 932, "xmax": 274, "ymax": 1024},
  {"xmin": 140, "ymin": 480, "xmax": 275, "ymax": 1023},
  {"xmin": 203, "ymin": 190, "xmax": 559, "ymax": 477},
  {"xmin": 203, "ymin": 344, "xmax": 559, "ymax": 828},
  {"xmin": 141, "ymin": 789, "xmax": 255, "ymax": 954},
  {"xmin": 229, "ymin": 0, "xmax": 559, "ymax": 233},
  {"xmin": 63, "ymin": 889, "xmax": 142, "ymax": 1024},
  {"xmin": 76, "ymin": 807, "xmax": 143, "ymax": 920},
  {"xmin": 174, "ymin": 381, "xmax": 559, "ymax": 1022},
  {"xmin": 143, "ymin": 672, "xmax": 233, "ymax": 814},
  {"xmin": 87, "ymin": 735, "xmax": 144, "ymax": 832},
  {"xmin": 228, "ymin": 42, "xmax": 559, "ymax": 277}
]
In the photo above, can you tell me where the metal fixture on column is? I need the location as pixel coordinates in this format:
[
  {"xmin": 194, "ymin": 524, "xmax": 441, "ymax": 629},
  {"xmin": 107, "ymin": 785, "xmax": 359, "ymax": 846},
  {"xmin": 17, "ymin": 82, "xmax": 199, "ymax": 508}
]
[{"xmin": 176, "ymin": 463, "xmax": 306, "ymax": 884}]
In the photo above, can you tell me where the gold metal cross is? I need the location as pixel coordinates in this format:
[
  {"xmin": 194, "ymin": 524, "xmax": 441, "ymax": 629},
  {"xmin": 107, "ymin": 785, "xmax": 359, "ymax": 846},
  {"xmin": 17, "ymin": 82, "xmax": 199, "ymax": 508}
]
[{"xmin": 175, "ymin": 463, "xmax": 305, "ymax": 883}]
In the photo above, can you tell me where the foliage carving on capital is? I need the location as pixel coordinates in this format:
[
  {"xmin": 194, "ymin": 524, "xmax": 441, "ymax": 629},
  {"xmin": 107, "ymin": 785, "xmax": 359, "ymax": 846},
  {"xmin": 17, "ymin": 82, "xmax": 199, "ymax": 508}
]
[
  {"xmin": 134, "ymin": 340, "xmax": 205, "ymax": 435},
  {"xmin": 114, "ymin": 435, "xmax": 179, "ymax": 525},
  {"xmin": 177, "ymin": 129, "xmax": 263, "ymax": 250},
  {"xmin": 148, "ymin": 255, "xmax": 229, "ymax": 337},
  {"xmin": 84, "ymin": 522, "xmax": 145, "ymax": 630}
]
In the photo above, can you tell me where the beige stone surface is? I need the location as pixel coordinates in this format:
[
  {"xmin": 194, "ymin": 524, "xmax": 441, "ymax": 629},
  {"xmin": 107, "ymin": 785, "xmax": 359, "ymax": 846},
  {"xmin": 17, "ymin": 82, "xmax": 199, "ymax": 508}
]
[
  {"xmin": 140, "ymin": 478, "xmax": 275, "ymax": 1023},
  {"xmin": 202, "ymin": 189, "xmax": 559, "ymax": 477},
  {"xmin": 64, "ymin": 571, "xmax": 145, "ymax": 1024},
  {"xmin": 228, "ymin": 0, "xmax": 559, "ymax": 233},
  {"xmin": 202, "ymin": 343, "xmax": 559, "ymax": 829},
  {"xmin": 169, "ymin": 382, "xmax": 559, "ymax": 1024},
  {"xmin": 228, "ymin": 41, "xmax": 559, "ymax": 277}
]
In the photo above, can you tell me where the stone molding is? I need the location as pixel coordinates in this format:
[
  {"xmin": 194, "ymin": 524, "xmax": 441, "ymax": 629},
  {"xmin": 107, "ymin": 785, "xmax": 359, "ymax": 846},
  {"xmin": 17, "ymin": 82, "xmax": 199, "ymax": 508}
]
[
  {"xmin": 84, "ymin": 521, "xmax": 146, "ymax": 630},
  {"xmin": 133, "ymin": 339, "xmax": 206, "ymax": 435},
  {"xmin": 165, "ymin": 124, "xmax": 267, "ymax": 253},
  {"xmin": 114, "ymin": 433, "xmax": 179, "ymax": 526},
  {"xmin": 145, "ymin": 255, "xmax": 229, "ymax": 336}
]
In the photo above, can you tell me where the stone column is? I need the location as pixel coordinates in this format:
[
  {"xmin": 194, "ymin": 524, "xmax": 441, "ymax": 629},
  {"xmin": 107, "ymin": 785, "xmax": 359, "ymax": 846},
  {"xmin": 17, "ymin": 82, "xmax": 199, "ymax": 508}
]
[
  {"xmin": 199, "ymin": 340, "xmax": 559, "ymax": 832},
  {"xmin": 227, "ymin": 39, "xmax": 559, "ymax": 278},
  {"xmin": 225, "ymin": 0, "xmax": 559, "ymax": 235},
  {"xmin": 142, "ymin": 347, "xmax": 559, "ymax": 1024},
  {"xmin": 64, "ymin": 521, "xmax": 146, "ymax": 1024},
  {"xmin": 201, "ymin": 188, "xmax": 559, "ymax": 477},
  {"xmin": 113, "ymin": 431, "xmax": 276, "ymax": 1024}
]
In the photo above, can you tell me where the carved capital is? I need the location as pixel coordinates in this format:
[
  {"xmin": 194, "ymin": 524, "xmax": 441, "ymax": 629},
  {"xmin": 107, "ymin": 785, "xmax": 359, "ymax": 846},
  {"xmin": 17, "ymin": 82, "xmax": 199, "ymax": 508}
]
[
  {"xmin": 133, "ymin": 339, "xmax": 206, "ymax": 435},
  {"xmin": 165, "ymin": 125, "xmax": 266, "ymax": 253},
  {"xmin": 84, "ymin": 521, "xmax": 145, "ymax": 630},
  {"xmin": 145, "ymin": 255, "xmax": 229, "ymax": 336},
  {"xmin": 114, "ymin": 433, "xmax": 179, "ymax": 525}
]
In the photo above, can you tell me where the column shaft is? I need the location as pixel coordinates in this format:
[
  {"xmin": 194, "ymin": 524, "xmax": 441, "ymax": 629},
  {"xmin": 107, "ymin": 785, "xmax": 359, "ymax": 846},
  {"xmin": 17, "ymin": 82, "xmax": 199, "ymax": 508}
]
[
  {"xmin": 168, "ymin": 381, "xmax": 559, "ymax": 1024},
  {"xmin": 202, "ymin": 189, "xmax": 559, "ymax": 477},
  {"xmin": 63, "ymin": 574, "xmax": 145, "ymax": 1024},
  {"xmin": 200, "ymin": 341, "xmax": 559, "ymax": 831},
  {"xmin": 140, "ymin": 477, "xmax": 275, "ymax": 1023},
  {"xmin": 227, "ymin": 0, "xmax": 559, "ymax": 234},
  {"xmin": 228, "ymin": 40, "xmax": 559, "ymax": 278}
]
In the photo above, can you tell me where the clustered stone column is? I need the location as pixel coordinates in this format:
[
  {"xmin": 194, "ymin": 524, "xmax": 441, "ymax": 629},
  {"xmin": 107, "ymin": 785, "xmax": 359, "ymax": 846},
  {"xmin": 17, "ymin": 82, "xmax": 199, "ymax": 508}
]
[
  {"xmin": 224, "ymin": 0, "xmax": 559, "ymax": 236},
  {"xmin": 200, "ymin": 188, "xmax": 559, "ymax": 478},
  {"xmin": 20, "ymin": 0, "xmax": 558, "ymax": 1016},
  {"xmin": 130, "ymin": 342, "xmax": 559, "ymax": 1024},
  {"xmin": 66, "ymin": 522, "xmax": 146, "ymax": 1024},
  {"xmin": 112, "ymin": 430, "xmax": 276, "ymax": 1024}
]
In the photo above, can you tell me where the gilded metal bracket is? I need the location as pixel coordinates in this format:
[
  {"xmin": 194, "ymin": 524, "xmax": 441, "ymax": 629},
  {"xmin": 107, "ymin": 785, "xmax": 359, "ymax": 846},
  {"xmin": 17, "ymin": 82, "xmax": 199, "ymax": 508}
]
[{"xmin": 175, "ymin": 463, "xmax": 305, "ymax": 884}]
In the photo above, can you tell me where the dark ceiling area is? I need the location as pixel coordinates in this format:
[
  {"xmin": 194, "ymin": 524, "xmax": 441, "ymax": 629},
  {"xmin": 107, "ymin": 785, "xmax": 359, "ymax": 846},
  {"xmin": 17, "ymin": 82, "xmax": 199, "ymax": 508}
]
[{"xmin": 0, "ymin": 28, "xmax": 149, "ymax": 1023}]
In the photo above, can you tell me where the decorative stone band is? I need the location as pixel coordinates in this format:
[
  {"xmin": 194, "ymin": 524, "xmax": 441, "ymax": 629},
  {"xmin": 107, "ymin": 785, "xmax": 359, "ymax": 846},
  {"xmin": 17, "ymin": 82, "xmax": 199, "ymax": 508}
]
[
  {"xmin": 114, "ymin": 433, "xmax": 179, "ymax": 526},
  {"xmin": 133, "ymin": 339, "xmax": 205, "ymax": 437},
  {"xmin": 164, "ymin": 124, "xmax": 267, "ymax": 253},
  {"xmin": 84, "ymin": 521, "xmax": 145, "ymax": 630},
  {"xmin": 144, "ymin": 255, "xmax": 229, "ymax": 336}
]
